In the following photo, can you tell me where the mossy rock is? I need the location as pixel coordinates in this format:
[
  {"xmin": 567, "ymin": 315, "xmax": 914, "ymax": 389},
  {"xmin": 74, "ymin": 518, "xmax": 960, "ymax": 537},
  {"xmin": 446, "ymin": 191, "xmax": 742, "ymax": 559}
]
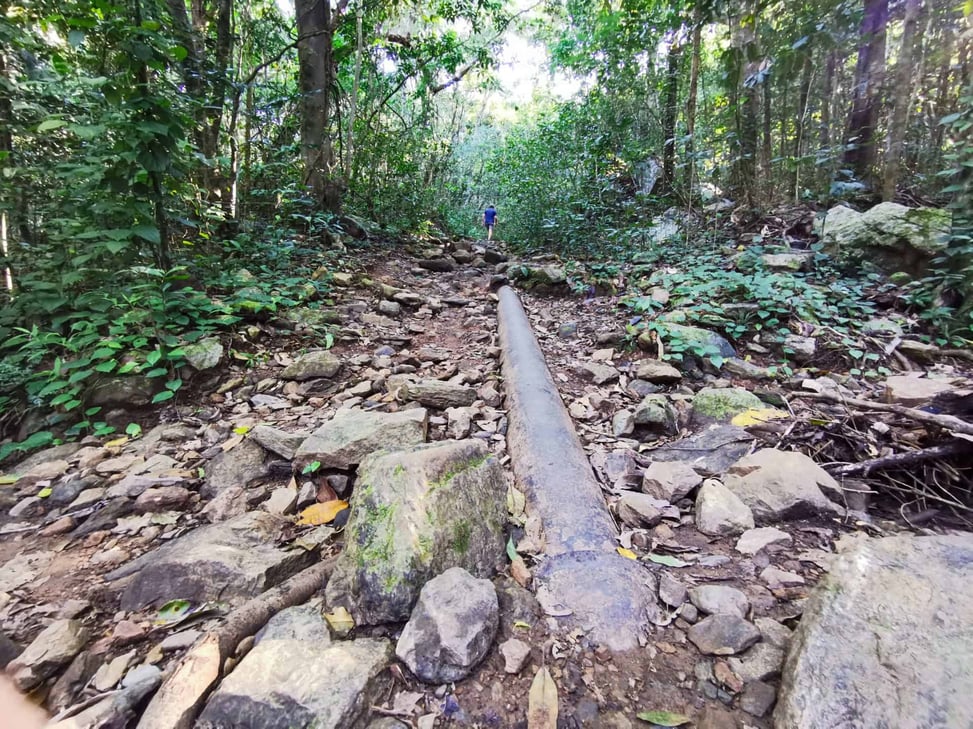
[
  {"xmin": 325, "ymin": 439, "xmax": 506, "ymax": 625},
  {"xmin": 691, "ymin": 387, "xmax": 764, "ymax": 425}
]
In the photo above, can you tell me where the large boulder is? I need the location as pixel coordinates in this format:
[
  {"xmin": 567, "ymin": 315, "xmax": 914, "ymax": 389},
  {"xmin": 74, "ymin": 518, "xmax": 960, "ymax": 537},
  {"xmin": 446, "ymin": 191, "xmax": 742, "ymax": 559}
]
[
  {"xmin": 691, "ymin": 388, "xmax": 765, "ymax": 425},
  {"xmin": 295, "ymin": 409, "xmax": 428, "ymax": 470},
  {"xmin": 109, "ymin": 512, "xmax": 316, "ymax": 610},
  {"xmin": 326, "ymin": 439, "xmax": 506, "ymax": 625},
  {"xmin": 639, "ymin": 323, "xmax": 736, "ymax": 359},
  {"xmin": 776, "ymin": 535, "xmax": 973, "ymax": 728},
  {"xmin": 820, "ymin": 202, "xmax": 950, "ymax": 275},
  {"xmin": 198, "ymin": 607, "xmax": 391, "ymax": 729},
  {"xmin": 723, "ymin": 449, "xmax": 842, "ymax": 521},
  {"xmin": 649, "ymin": 424, "xmax": 754, "ymax": 476},
  {"xmin": 280, "ymin": 350, "xmax": 342, "ymax": 381},
  {"xmin": 395, "ymin": 567, "xmax": 498, "ymax": 683}
]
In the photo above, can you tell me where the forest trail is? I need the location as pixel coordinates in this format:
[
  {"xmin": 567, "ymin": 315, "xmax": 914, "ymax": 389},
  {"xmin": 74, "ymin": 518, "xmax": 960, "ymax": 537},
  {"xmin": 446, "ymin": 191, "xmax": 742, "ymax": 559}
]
[{"xmin": 1, "ymin": 238, "xmax": 972, "ymax": 728}]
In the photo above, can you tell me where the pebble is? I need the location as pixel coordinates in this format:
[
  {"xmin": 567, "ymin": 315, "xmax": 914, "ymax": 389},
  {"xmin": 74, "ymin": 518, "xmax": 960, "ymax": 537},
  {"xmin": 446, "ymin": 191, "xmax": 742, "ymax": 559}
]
[
  {"xmin": 499, "ymin": 638, "xmax": 531, "ymax": 674},
  {"xmin": 160, "ymin": 629, "xmax": 201, "ymax": 652},
  {"xmin": 687, "ymin": 615, "xmax": 761, "ymax": 656},
  {"xmin": 689, "ymin": 585, "xmax": 750, "ymax": 619},
  {"xmin": 740, "ymin": 680, "xmax": 777, "ymax": 717},
  {"xmin": 760, "ymin": 566, "xmax": 805, "ymax": 587}
]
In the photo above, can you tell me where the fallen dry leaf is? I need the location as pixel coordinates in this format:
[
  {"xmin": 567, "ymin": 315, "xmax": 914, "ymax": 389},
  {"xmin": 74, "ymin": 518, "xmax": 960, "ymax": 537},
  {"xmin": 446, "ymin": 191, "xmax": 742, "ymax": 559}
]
[
  {"xmin": 221, "ymin": 434, "xmax": 244, "ymax": 452},
  {"xmin": 730, "ymin": 407, "xmax": 789, "ymax": 427},
  {"xmin": 297, "ymin": 500, "xmax": 349, "ymax": 526},
  {"xmin": 527, "ymin": 666, "xmax": 558, "ymax": 729},
  {"xmin": 324, "ymin": 606, "xmax": 354, "ymax": 637},
  {"xmin": 511, "ymin": 556, "xmax": 532, "ymax": 588},
  {"xmin": 616, "ymin": 547, "xmax": 637, "ymax": 560}
]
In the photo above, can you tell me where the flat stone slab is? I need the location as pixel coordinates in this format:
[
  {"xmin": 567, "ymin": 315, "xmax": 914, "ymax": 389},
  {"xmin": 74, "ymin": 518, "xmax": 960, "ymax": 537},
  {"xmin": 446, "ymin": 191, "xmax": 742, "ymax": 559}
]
[
  {"xmin": 109, "ymin": 513, "xmax": 316, "ymax": 610},
  {"xmin": 648, "ymin": 425, "xmax": 754, "ymax": 477},
  {"xmin": 295, "ymin": 409, "xmax": 428, "ymax": 470},
  {"xmin": 776, "ymin": 534, "xmax": 973, "ymax": 728},
  {"xmin": 199, "ymin": 607, "xmax": 391, "ymax": 729}
]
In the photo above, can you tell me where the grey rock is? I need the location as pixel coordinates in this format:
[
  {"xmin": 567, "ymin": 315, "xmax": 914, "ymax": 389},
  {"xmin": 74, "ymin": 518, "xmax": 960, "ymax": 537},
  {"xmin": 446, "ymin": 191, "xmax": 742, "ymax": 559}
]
[
  {"xmin": 444, "ymin": 407, "xmax": 473, "ymax": 439},
  {"xmin": 7, "ymin": 619, "xmax": 89, "ymax": 691},
  {"xmin": 636, "ymin": 361, "xmax": 682, "ymax": 384},
  {"xmin": 326, "ymin": 440, "xmax": 505, "ymax": 625},
  {"xmin": 579, "ymin": 362, "xmax": 619, "ymax": 385},
  {"xmin": 723, "ymin": 449, "xmax": 841, "ymax": 522},
  {"xmin": 0, "ymin": 634, "xmax": 23, "ymax": 669},
  {"xmin": 295, "ymin": 409, "xmax": 428, "ymax": 470},
  {"xmin": 111, "ymin": 512, "xmax": 316, "ymax": 610},
  {"xmin": 418, "ymin": 258, "xmax": 455, "ymax": 272},
  {"xmin": 759, "ymin": 566, "xmax": 804, "ymax": 588},
  {"xmin": 626, "ymin": 379, "xmax": 661, "ymax": 399},
  {"xmin": 689, "ymin": 585, "xmax": 750, "ymax": 619},
  {"xmin": 741, "ymin": 680, "xmax": 777, "ymax": 717},
  {"xmin": 633, "ymin": 394, "xmax": 678, "ymax": 434},
  {"xmin": 134, "ymin": 485, "xmax": 192, "ymax": 513},
  {"xmin": 820, "ymin": 202, "xmax": 950, "ymax": 275},
  {"xmin": 723, "ymin": 357, "xmax": 774, "ymax": 380},
  {"xmin": 49, "ymin": 478, "xmax": 89, "ymax": 506},
  {"xmin": 658, "ymin": 574, "xmax": 687, "ymax": 608},
  {"xmin": 691, "ymin": 388, "xmax": 764, "ymax": 425},
  {"xmin": 202, "ymin": 485, "xmax": 248, "ymax": 522},
  {"xmin": 378, "ymin": 300, "xmax": 402, "ymax": 317},
  {"xmin": 641, "ymin": 460, "xmax": 702, "ymax": 502},
  {"xmin": 695, "ymin": 479, "xmax": 754, "ymax": 537},
  {"xmin": 47, "ymin": 665, "xmax": 161, "ymax": 729},
  {"xmin": 499, "ymin": 638, "xmax": 531, "ymax": 674},
  {"xmin": 776, "ymin": 535, "xmax": 973, "ymax": 728},
  {"xmin": 183, "ymin": 337, "xmax": 224, "ymax": 370},
  {"xmin": 784, "ymin": 335, "xmax": 816, "ymax": 363},
  {"xmin": 395, "ymin": 567, "xmax": 498, "ymax": 683},
  {"xmin": 617, "ymin": 492, "xmax": 665, "ymax": 528},
  {"xmin": 687, "ymin": 615, "xmax": 760, "ymax": 656},
  {"xmin": 398, "ymin": 380, "xmax": 476, "ymax": 409},
  {"xmin": 640, "ymin": 323, "xmax": 736, "ymax": 359},
  {"xmin": 650, "ymin": 424, "xmax": 754, "ymax": 476},
  {"xmin": 264, "ymin": 487, "xmax": 297, "ymax": 515},
  {"xmin": 761, "ymin": 252, "xmax": 813, "ymax": 272},
  {"xmin": 203, "ymin": 438, "xmax": 268, "ymax": 499},
  {"xmin": 754, "ymin": 617, "xmax": 793, "ymax": 649},
  {"xmin": 728, "ymin": 642, "xmax": 785, "ymax": 682},
  {"xmin": 884, "ymin": 375, "xmax": 956, "ymax": 407},
  {"xmin": 735, "ymin": 527, "xmax": 792, "ymax": 555},
  {"xmin": 250, "ymin": 394, "xmax": 290, "ymax": 410},
  {"xmin": 611, "ymin": 410, "xmax": 635, "ymax": 437},
  {"xmin": 280, "ymin": 350, "xmax": 342, "ymax": 381},
  {"xmin": 557, "ymin": 322, "xmax": 578, "ymax": 339},
  {"xmin": 199, "ymin": 608, "xmax": 390, "ymax": 729},
  {"xmin": 87, "ymin": 376, "xmax": 157, "ymax": 408},
  {"xmin": 251, "ymin": 425, "xmax": 307, "ymax": 460},
  {"xmin": 9, "ymin": 497, "xmax": 44, "ymax": 519},
  {"xmin": 160, "ymin": 629, "xmax": 201, "ymax": 652}
]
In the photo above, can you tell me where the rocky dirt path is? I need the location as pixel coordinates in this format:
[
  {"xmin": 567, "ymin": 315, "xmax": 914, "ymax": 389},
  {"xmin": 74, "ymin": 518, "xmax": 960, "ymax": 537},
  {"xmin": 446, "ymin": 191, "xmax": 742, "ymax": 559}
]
[{"xmin": 1, "ymin": 238, "xmax": 971, "ymax": 729}]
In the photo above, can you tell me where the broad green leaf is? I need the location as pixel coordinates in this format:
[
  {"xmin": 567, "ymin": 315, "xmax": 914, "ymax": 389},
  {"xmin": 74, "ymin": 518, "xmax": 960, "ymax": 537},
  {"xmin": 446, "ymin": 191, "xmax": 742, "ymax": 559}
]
[
  {"xmin": 151, "ymin": 390, "xmax": 175, "ymax": 403},
  {"xmin": 145, "ymin": 367, "xmax": 168, "ymax": 378},
  {"xmin": 146, "ymin": 349, "xmax": 162, "ymax": 366},
  {"xmin": 165, "ymin": 379, "xmax": 183, "ymax": 392},
  {"xmin": 507, "ymin": 536, "xmax": 519, "ymax": 562},
  {"xmin": 155, "ymin": 599, "xmax": 192, "ymax": 624},
  {"xmin": 132, "ymin": 225, "xmax": 161, "ymax": 244},
  {"xmin": 645, "ymin": 553, "xmax": 689, "ymax": 568},
  {"xmin": 38, "ymin": 118, "xmax": 66, "ymax": 132},
  {"xmin": 126, "ymin": 423, "xmax": 143, "ymax": 438}
]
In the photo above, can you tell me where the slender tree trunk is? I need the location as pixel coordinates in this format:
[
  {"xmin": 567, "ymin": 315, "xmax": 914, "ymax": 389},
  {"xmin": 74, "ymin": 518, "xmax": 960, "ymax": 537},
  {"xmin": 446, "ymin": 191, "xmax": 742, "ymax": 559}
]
[
  {"xmin": 881, "ymin": 0, "xmax": 922, "ymax": 200},
  {"xmin": 843, "ymin": 0, "xmax": 889, "ymax": 184},
  {"xmin": 346, "ymin": 1, "xmax": 363, "ymax": 181},
  {"xmin": 730, "ymin": 4, "xmax": 761, "ymax": 211},
  {"xmin": 761, "ymin": 73, "xmax": 772, "ymax": 197},
  {"xmin": 295, "ymin": 0, "xmax": 338, "ymax": 210},
  {"xmin": 792, "ymin": 52, "xmax": 814, "ymax": 200},
  {"xmin": 931, "ymin": 23, "xmax": 955, "ymax": 157},
  {"xmin": 818, "ymin": 49, "xmax": 836, "ymax": 194},
  {"xmin": 684, "ymin": 9, "xmax": 702, "ymax": 195},
  {"xmin": 661, "ymin": 38, "xmax": 681, "ymax": 194}
]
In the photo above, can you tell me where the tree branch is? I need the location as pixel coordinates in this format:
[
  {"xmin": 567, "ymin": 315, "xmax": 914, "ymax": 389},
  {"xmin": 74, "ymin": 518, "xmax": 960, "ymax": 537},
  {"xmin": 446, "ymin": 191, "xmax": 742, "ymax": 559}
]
[{"xmin": 790, "ymin": 391, "xmax": 973, "ymax": 436}]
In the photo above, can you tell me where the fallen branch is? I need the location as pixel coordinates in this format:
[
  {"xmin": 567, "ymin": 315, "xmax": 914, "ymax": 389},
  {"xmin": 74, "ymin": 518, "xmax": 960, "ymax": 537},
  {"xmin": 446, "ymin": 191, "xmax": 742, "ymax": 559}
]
[
  {"xmin": 828, "ymin": 441, "xmax": 970, "ymax": 477},
  {"xmin": 790, "ymin": 391, "xmax": 973, "ymax": 437},
  {"xmin": 136, "ymin": 556, "xmax": 337, "ymax": 729}
]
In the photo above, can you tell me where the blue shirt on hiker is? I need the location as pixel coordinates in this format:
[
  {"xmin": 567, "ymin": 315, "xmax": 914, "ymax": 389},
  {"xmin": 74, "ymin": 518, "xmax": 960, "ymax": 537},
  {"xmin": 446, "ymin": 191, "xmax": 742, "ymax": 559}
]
[{"xmin": 484, "ymin": 207, "xmax": 497, "ymax": 225}]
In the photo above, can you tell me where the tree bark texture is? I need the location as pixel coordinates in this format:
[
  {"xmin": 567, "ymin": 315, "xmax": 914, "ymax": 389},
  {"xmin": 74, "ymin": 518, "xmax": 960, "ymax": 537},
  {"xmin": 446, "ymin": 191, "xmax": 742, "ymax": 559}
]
[
  {"xmin": 661, "ymin": 39, "xmax": 681, "ymax": 194},
  {"xmin": 843, "ymin": 0, "xmax": 889, "ymax": 184},
  {"xmin": 881, "ymin": 0, "xmax": 922, "ymax": 200},
  {"xmin": 684, "ymin": 10, "xmax": 702, "ymax": 194}
]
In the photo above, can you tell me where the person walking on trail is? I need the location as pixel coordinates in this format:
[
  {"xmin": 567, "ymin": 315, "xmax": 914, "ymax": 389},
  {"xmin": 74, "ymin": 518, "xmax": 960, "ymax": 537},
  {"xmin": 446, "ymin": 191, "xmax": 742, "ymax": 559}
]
[{"xmin": 483, "ymin": 205, "xmax": 497, "ymax": 241}]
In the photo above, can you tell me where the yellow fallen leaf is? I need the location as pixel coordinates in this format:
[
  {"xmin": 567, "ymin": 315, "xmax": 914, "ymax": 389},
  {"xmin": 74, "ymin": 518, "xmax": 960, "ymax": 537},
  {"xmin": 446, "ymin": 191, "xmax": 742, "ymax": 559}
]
[
  {"xmin": 528, "ymin": 667, "xmax": 558, "ymax": 729},
  {"xmin": 324, "ymin": 606, "xmax": 355, "ymax": 637},
  {"xmin": 617, "ymin": 547, "xmax": 637, "ymax": 560},
  {"xmin": 513, "ymin": 620, "xmax": 531, "ymax": 630},
  {"xmin": 0, "ymin": 475, "xmax": 20, "ymax": 485},
  {"xmin": 233, "ymin": 425, "xmax": 252, "ymax": 435},
  {"xmin": 297, "ymin": 500, "xmax": 348, "ymax": 526},
  {"xmin": 104, "ymin": 436, "xmax": 129, "ymax": 448},
  {"xmin": 730, "ymin": 408, "xmax": 789, "ymax": 427}
]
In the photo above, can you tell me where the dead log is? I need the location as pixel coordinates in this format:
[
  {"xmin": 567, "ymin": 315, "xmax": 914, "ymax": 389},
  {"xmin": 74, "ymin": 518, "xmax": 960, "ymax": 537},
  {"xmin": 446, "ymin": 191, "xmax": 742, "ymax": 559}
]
[
  {"xmin": 136, "ymin": 556, "xmax": 336, "ymax": 729},
  {"xmin": 828, "ymin": 441, "xmax": 970, "ymax": 477},
  {"xmin": 790, "ymin": 391, "xmax": 973, "ymax": 437}
]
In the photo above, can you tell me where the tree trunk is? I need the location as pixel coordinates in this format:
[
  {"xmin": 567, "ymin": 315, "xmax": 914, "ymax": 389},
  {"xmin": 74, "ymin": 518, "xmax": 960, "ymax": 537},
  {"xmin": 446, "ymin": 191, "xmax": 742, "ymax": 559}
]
[
  {"xmin": 931, "ymin": 23, "xmax": 955, "ymax": 157},
  {"xmin": 881, "ymin": 0, "xmax": 922, "ymax": 200},
  {"xmin": 793, "ymin": 51, "xmax": 814, "ymax": 200},
  {"xmin": 661, "ymin": 38, "xmax": 681, "ymax": 194},
  {"xmin": 346, "ymin": 1, "xmax": 363, "ymax": 181},
  {"xmin": 843, "ymin": 0, "xmax": 889, "ymax": 184},
  {"xmin": 296, "ymin": 0, "xmax": 339, "ymax": 211},
  {"xmin": 761, "ymin": 71, "xmax": 772, "ymax": 198},
  {"xmin": 819, "ymin": 48, "xmax": 836, "ymax": 194},
  {"xmin": 684, "ymin": 9, "xmax": 702, "ymax": 195},
  {"xmin": 730, "ymin": 4, "xmax": 761, "ymax": 211}
]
